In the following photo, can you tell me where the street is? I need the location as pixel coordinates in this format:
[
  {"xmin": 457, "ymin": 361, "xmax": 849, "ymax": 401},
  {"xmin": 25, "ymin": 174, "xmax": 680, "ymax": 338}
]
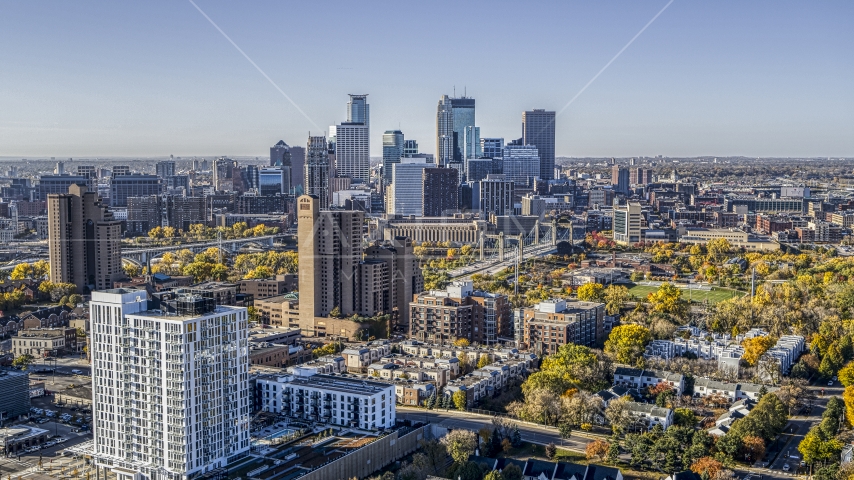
[
  {"xmin": 736, "ymin": 379, "xmax": 842, "ymax": 480},
  {"xmin": 397, "ymin": 407, "xmax": 595, "ymax": 452}
]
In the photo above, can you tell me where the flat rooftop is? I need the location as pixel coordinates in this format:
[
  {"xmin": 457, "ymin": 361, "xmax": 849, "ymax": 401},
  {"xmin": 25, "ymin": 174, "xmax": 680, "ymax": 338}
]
[{"xmin": 260, "ymin": 373, "xmax": 393, "ymax": 396}]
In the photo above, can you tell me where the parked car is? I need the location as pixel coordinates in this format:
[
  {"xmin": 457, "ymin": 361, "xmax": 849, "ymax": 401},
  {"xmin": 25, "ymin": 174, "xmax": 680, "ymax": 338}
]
[
  {"xmin": 783, "ymin": 464, "xmax": 791, "ymax": 472},
  {"xmin": 828, "ymin": 380, "xmax": 834, "ymax": 386}
]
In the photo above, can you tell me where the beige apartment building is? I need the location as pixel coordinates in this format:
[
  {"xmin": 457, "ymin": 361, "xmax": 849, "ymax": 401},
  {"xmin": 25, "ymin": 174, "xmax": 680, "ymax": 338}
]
[
  {"xmin": 47, "ymin": 184, "xmax": 123, "ymax": 293},
  {"xmin": 297, "ymin": 195, "xmax": 421, "ymax": 335}
]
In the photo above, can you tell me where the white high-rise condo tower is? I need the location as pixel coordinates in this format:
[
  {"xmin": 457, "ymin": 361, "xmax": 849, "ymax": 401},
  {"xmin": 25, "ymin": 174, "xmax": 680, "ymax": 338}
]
[{"xmin": 90, "ymin": 288, "xmax": 250, "ymax": 480}]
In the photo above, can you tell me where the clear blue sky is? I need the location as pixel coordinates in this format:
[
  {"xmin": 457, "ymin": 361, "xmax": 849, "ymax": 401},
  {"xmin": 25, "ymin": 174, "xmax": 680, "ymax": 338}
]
[{"xmin": 1, "ymin": 1, "xmax": 852, "ymax": 158}]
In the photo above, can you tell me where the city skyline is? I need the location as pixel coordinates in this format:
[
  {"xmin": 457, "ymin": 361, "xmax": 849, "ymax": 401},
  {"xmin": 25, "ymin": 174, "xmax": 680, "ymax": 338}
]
[{"xmin": 0, "ymin": 1, "xmax": 852, "ymax": 158}]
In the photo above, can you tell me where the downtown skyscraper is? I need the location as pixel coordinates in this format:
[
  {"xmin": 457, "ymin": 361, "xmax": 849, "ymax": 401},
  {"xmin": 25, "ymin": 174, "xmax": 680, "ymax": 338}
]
[
  {"xmin": 522, "ymin": 109, "xmax": 556, "ymax": 180},
  {"xmin": 436, "ymin": 94, "xmax": 475, "ymax": 168},
  {"xmin": 305, "ymin": 135, "xmax": 330, "ymax": 208},
  {"xmin": 382, "ymin": 129, "xmax": 405, "ymax": 185},
  {"xmin": 330, "ymin": 94, "xmax": 370, "ymax": 183}
]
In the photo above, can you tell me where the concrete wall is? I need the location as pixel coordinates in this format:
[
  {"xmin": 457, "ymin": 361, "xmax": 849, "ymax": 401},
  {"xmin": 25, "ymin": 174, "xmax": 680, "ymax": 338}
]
[{"xmin": 298, "ymin": 425, "xmax": 428, "ymax": 480}]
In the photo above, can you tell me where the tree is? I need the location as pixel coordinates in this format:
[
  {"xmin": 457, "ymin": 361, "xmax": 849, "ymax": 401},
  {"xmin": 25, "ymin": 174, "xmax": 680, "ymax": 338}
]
[
  {"xmin": 647, "ymin": 282, "xmax": 689, "ymax": 320},
  {"xmin": 604, "ymin": 396, "xmax": 633, "ymax": 434},
  {"xmin": 524, "ymin": 343, "xmax": 611, "ymax": 394},
  {"xmin": 452, "ymin": 390, "xmax": 467, "ymax": 411},
  {"xmin": 501, "ymin": 438, "xmax": 513, "ymax": 454},
  {"xmin": 605, "ymin": 324, "xmax": 652, "ymax": 365},
  {"xmin": 484, "ymin": 472, "xmax": 505, "ymax": 480},
  {"xmin": 741, "ymin": 335, "xmax": 776, "ymax": 366},
  {"xmin": 577, "ymin": 283, "xmax": 605, "ymax": 302},
  {"xmin": 545, "ymin": 443, "xmax": 557, "ymax": 459},
  {"xmin": 507, "ymin": 388, "xmax": 563, "ymax": 426},
  {"xmin": 244, "ymin": 265, "xmax": 273, "ymax": 280},
  {"xmin": 606, "ymin": 442, "xmax": 620, "ymax": 464},
  {"xmin": 586, "ymin": 439, "xmax": 610, "ymax": 461},
  {"xmin": 674, "ymin": 408, "xmax": 697, "ymax": 427},
  {"xmin": 10, "ymin": 263, "xmax": 32, "ymax": 280},
  {"xmin": 12, "ymin": 354, "xmax": 34, "ymax": 370},
  {"xmin": 839, "ymin": 361, "xmax": 854, "ymax": 387},
  {"xmin": 690, "ymin": 457, "xmax": 723, "ymax": 479},
  {"xmin": 742, "ymin": 435, "xmax": 766, "ymax": 462},
  {"xmin": 799, "ymin": 427, "xmax": 843, "ymax": 464},
  {"xmin": 603, "ymin": 284, "xmax": 630, "ymax": 315},
  {"xmin": 123, "ymin": 263, "xmax": 141, "ymax": 278},
  {"xmin": 558, "ymin": 422, "xmax": 573, "ymax": 439},
  {"xmin": 418, "ymin": 439, "xmax": 448, "ymax": 476},
  {"xmin": 454, "ymin": 338, "xmax": 471, "ymax": 347},
  {"xmin": 477, "ymin": 354, "xmax": 491, "ymax": 369},
  {"xmin": 67, "ymin": 294, "xmax": 83, "ymax": 306},
  {"xmin": 31, "ymin": 260, "xmax": 50, "ymax": 279},
  {"xmin": 440, "ymin": 429, "xmax": 478, "ymax": 464},
  {"xmin": 502, "ymin": 464, "xmax": 523, "ymax": 480}
]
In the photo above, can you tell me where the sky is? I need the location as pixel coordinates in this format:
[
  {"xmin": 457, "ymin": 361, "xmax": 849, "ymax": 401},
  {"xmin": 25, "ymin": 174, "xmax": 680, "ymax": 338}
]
[{"xmin": 0, "ymin": 1, "xmax": 852, "ymax": 158}]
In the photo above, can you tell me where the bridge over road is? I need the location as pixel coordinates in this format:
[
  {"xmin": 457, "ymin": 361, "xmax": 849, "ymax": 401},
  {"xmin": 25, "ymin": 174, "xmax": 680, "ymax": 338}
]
[{"xmin": 122, "ymin": 234, "xmax": 288, "ymax": 265}]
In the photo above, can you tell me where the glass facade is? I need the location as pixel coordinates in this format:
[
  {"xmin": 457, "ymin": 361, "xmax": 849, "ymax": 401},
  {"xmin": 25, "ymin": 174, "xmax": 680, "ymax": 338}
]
[
  {"xmin": 502, "ymin": 145, "xmax": 540, "ymax": 187},
  {"xmin": 382, "ymin": 130, "xmax": 405, "ymax": 185},
  {"xmin": 258, "ymin": 168, "xmax": 285, "ymax": 196}
]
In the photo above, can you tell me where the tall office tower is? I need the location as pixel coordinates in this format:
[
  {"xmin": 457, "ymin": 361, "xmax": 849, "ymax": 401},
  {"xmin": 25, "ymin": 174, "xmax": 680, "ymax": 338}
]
[
  {"xmin": 364, "ymin": 237, "xmax": 421, "ymax": 335},
  {"xmin": 112, "ymin": 165, "xmax": 131, "ymax": 176},
  {"xmin": 451, "ymin": 97, "xmax": 475, "ymax": 164},
  {"xmin": 155, "ymin": 160, "xmax": 176, "ymax": 178},
  {"xmin": 613, "ymin": 201, "xmax": 643, "ymax": 245},
  {"xmin": 465, "ymin": 159, "xmax": 493, "ymax": 183},
  {"xmin": 76, "ymin": 165, "xmax": 99, "ymax": 191},
  {"xmin": 479, "ymin": 175, "xmax": 515, "ymax": 216},
  {"xmin": 166, "ymin": 196, "xmax": 207, "ymax": 231},
  {"xmin": 436, "ymin": 95, "xmax": 455, "ymax": 166},
  {"xmin": 258, "ymin": 167, "xmax": 286, "ymax": 195},
  {"xmin": 436, "ymin": 95, "xmax": 476, "ymax": 168},
  {"xmin": 463, "ymin": 126, "xmax": 481, "ymax": 180},
  {"xmin": 47, "ymin": 184, "xmax": 122, "ymax": 293},
  {"xmin": 270, "ymin": 140, "xmax": 293, "ymax": 193},
  {"xmin": 347, "ymin": 94, "xmax": 370, "ymax": 127},
  {"xmin": 382, "ymin": 130, "xmax": 405, "ymax": 185},
  {"xmin": 611, "ymin": 165, "xmax": 630, "ymax": 195},
  {"xmin": 463, "ymin": 126, "xmax": 481, "ymax": 160},
  {"xmin": 522, "ymin": 109, "xmax": 556, "ymax": 180},
  {"xmin": 503, "ymin": 144, "xmax": 541, "ymax": 186},
  {"xmin": 109, "ymin": 174, "xmax": 163, "ymax": 208},
  {"xmin": 289, "ymin": 146, "xmax": 305, "ymax": 195},
  {"xmin": 330, "ymin": 122, "xmax": 370, "ymax": 183},
  {"xmin": 481, "ymin": 138, "xmax": 505, "ymax": 160},
  {"xmin": 297, "ymin": 195, "xmax": 364, "ymax": 322},
  {"xmin": 127, "ymin": 195, "xmax": 162, "ymax": 234},
  {"xmin": 90, "ymin": 289, "xmax": 250, "ymax": 479},
  {"xmin": 305, "ymin": 136, "xmax": 330, "ymax": 208},
  {"xmin": 403, "ymin": 139, "xmax": 418, "ymax": 156},
  {"xmin": 55, "ymin": 161, "xmax": 65, "ymax": 175},
  {"xmin": 213, "ymin": 157, "xmax": 236, "ymax": 191},
  {"xmin": 422, "ymin": 167, "xmax": 459, "ymax": 216},
  {"xmin": 387, "ymin": 158, "xmax": 431, "ymax": 216},
  {"xmin": 270, "ymin": 139, "xmax": 291, "ymax": 166},
  {"xmin": 244, "ymin": 165, "xmax": 260, "ymax": 191}
]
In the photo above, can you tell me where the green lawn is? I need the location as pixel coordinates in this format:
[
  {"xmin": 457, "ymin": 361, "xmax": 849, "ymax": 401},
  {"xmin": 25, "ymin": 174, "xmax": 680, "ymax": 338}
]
[{"xmin": 627, "ymin": 284, "xmax": 745, "ymax": 305}]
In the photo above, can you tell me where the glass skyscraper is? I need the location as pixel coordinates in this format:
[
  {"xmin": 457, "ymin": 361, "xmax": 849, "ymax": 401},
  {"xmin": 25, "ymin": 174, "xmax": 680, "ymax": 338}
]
[
  {"xmin": 382, "ymin": 130, "xmax": 405, "ymax": 185},
  {"xmin": 436, "ymin": 94, "xmax": 475, "ymax": 167},
  {"xmin": 451, "ymin": 97, "xmax": 475, "ymax": 163},
  {"xmin": 463, "ymin": 126, "xmax": 481, "ymax": 160},
  {"xmin": 522, "ymin": 109, "xmax": 556, "ymax": 180},
  {"xmin": 347, "ymin": 94, "xmax": 369, "ymax": 127},
  {"xmin": 503, "ymin": 144, "xmax": 541, "ymax": 187}
]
